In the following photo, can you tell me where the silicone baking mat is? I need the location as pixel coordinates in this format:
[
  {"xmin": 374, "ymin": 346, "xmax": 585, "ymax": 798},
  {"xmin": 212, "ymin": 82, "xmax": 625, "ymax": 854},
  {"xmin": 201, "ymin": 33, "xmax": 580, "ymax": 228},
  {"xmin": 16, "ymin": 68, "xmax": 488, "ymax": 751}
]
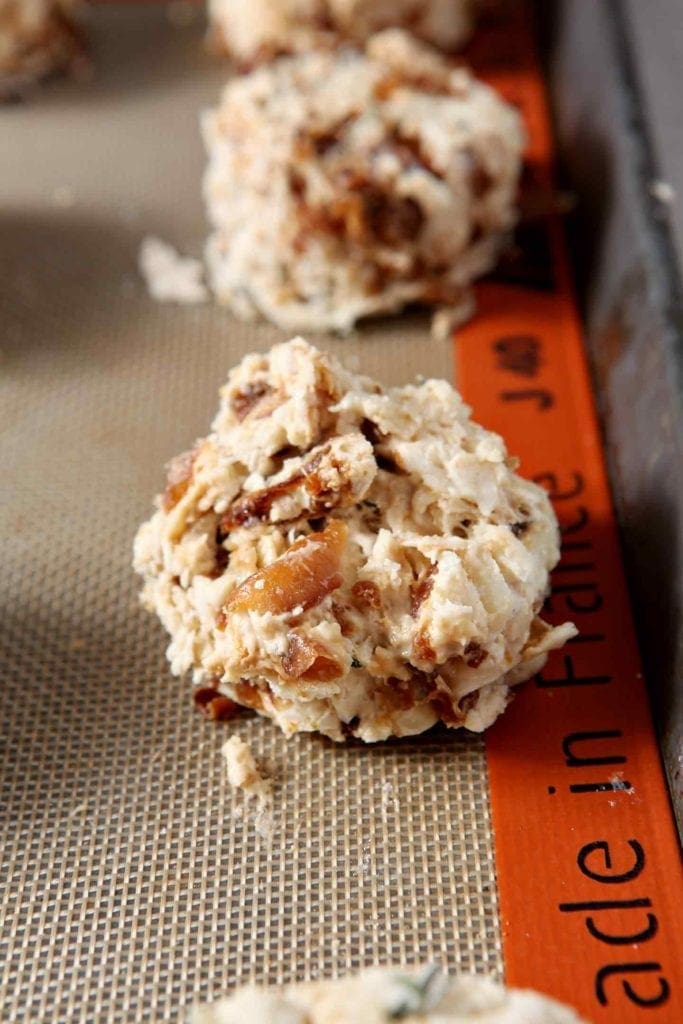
[
  {"xmin": 0, "ymin": 6, "xmax": 495, "ymax": 1023},
  {"xmin": 1, "ymin": 3, "xmax": 681, "ymax": 1024}
]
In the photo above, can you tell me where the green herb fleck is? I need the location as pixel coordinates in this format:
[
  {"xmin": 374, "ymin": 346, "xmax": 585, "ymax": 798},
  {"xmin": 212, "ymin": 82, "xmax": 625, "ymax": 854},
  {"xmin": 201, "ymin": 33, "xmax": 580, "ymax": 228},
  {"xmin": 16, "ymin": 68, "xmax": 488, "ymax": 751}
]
[{"xmin": 386, "ymin": 965, "xmax": 443, "ymax": 1020}]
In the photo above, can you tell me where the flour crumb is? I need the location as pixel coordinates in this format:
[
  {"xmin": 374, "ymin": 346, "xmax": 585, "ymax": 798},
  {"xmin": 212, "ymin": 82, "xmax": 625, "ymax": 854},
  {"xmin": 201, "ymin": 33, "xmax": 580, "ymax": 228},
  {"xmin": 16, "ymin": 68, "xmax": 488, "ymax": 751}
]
[
  {"xmin": 609, "ymin": 772, "xmax": 634, "ymax": 793},
  {"xmin": 52, "ymin": 185, "xmax": 76, "ymax": 210},
  {"xmin": 381, "ymin": 782, "xmax": 399, "ymax": 816},
  {"xmin": 138, "ymin": 236, "xmax": 208, "ymax": 304},
  {"xmin": 222, "ymin": 735, "xmax": 274, "ymax": 837},
  {"xmin": 650, "ymin": 180, "xmax": 676, "ymax": 205}
]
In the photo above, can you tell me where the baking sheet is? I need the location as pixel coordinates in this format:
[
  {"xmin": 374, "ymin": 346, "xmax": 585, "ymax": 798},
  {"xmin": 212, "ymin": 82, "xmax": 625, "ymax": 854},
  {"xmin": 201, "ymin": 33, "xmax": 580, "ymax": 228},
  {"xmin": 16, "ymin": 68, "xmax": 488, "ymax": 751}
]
[
  {"xmin": 547, "ymin": 0, "xmax": 683, "ymax": 835},
  {"xmin": 5, "ymin": 4, "xmax": 682, "ymax": 1023},
  {"xmin": 0, "ymin": 7, "xmax": 499, "ymax": 1022}
]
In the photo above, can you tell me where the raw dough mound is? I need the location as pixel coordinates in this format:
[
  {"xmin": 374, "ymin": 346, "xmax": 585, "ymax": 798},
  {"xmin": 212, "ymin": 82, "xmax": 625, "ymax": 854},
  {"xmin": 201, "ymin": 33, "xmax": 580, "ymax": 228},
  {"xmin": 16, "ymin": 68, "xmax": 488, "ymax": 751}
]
[
  {"xmin": 202, "ymin": 29, "xmax": 523, "ymax": 332},
  {"xmin": 208, "ymin": 0, "xmax": 477, "ymax": 66},
  {"xmin": 190, "ymin": 965, "xmax": 587, "ymax": 1023},
  {"xmin": 134, "ymin": 338, "xmax": 575, "ymax": 742},
  {"xmin": 0, "ymin": 0, "xmax": 84, "ymax": 97}
]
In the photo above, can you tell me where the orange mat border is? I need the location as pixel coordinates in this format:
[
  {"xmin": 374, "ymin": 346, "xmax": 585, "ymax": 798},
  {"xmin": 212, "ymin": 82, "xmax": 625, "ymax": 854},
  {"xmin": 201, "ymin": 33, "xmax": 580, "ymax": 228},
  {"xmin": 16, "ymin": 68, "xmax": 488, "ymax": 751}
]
[{"xmin": 456, "ymin": 5, "xmax": 683, "ymax": 1021}]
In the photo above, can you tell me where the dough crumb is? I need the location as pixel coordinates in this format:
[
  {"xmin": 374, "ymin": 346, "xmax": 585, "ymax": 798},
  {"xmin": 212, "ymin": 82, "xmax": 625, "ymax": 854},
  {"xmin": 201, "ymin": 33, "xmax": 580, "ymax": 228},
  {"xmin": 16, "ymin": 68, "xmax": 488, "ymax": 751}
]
[
  {"xmin": 222, "ymin": 734, "xmax": 265, "ymax": 790},
  {"xmin": 222, "ymin": 735, "xmax": 274, "ymax": 837},
  {"xmin": 138, "ymin": 236, "xmax": 208, "ymax": 305}
]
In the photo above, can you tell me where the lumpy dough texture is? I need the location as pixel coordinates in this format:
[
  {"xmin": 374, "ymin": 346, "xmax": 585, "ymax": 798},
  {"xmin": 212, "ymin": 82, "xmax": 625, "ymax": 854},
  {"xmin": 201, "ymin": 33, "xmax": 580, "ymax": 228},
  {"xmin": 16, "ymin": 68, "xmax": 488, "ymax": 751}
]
[
  {"xmin": 0, "ymin": 0, "xmax": 82, "ymax": 96},
  {"xmin": 190, "ymin": 965, "xmax": 587, "ymax": 1023},
  {"xmin": 202, "ymin": 29, "xmax": 524, "ymax": 333},
  {"xmin": 208, "ymin": 0, "xmax": 477, "ymax": 65},
  {"xmin": 134, "ymin": 338, "xmax": 576, "ymax": 743}
]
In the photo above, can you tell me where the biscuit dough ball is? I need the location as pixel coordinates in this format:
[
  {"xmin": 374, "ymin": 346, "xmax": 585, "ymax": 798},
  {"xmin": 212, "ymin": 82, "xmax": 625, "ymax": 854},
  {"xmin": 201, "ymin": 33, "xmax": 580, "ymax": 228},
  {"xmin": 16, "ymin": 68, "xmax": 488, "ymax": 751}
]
[
  {"xmin": 0, "ymin": 0, "xmax": 84, "ymax": 97},
  {"xmin": 208, "ymin": 0, "xmax": 477, "ymax": 66},
  {"xmin": 202, "ymin": 30, "xmax": 524, "ymax": 333},
  {"xmin": 134, "ymin": 339, "xmax": 575, "ymax": 743},
  {"xmin": 191, "ymin": 965, "xmax": 587, "ymax": 1023}
]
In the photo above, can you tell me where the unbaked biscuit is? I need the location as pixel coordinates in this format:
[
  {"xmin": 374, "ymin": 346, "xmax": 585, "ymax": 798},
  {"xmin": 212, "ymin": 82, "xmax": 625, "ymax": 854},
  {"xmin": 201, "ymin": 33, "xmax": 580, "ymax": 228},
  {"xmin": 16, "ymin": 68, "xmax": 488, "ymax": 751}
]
[
  {"xmin": 202, "ymin": 29, "xmax": 524, "ymax": 333},
  {"xmin": 190, "ymin": 965, "xmax": 587, "ymax": 1023},
  {"xmin": 134, "ymin": 338, "xmax": 575, "ymax": 743},
  {"xmin": 208, "ymin": 0, "xmax": 477, "ymax": 67},
  {"xmin": 0, "ymin": 0, "xmax": 84, "ymax": 98}
]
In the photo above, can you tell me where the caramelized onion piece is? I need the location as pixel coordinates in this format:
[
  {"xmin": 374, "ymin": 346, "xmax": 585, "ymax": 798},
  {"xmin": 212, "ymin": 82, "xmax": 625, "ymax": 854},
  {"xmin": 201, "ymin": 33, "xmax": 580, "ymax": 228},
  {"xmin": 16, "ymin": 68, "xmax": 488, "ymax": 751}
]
[
  {"xmin": 162, "ymin": 449, "xmax": 197, "ymax": 511},
  {"xmin": 464, "ymin": 641, "xmax": 488, "ymax": 668},
  {"xmin": 281, "ymin": 632, "xmax": 343, "ymax": 682},
  {"xmin": 193, "ymin": 686, "xmax": 241, "ymax": 721},
  {"xmin": 233, "ymin": 679, "xmax": 264, "ymax": 710},
  {"xmin": 226, "ymin": 519, "xmax": 347, "ymax": 615},
  {"xmin": 232, "ymin": 380, "xmax": 274, "ymax": 419},
  {"xmin": 331, "ymin": 600, "xmax": 354, "ymax": 637},
  {"xmin": 428, "ymin": 689, "xmax": 462, "ymax": 726},
  {"xmin": 220, "ymin": 448, "xmax": 326, "ymax": 532},
  {"xmin": 410, "ymin": 564, "xmax": 437, "ymax": 617},
  {"xmin": 413, "ymin": 629, "xmax": 436, "ymax": 663},
  {"xmin": 352, "ymin": 580, "xmax": 382, "ymax": 610}
]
